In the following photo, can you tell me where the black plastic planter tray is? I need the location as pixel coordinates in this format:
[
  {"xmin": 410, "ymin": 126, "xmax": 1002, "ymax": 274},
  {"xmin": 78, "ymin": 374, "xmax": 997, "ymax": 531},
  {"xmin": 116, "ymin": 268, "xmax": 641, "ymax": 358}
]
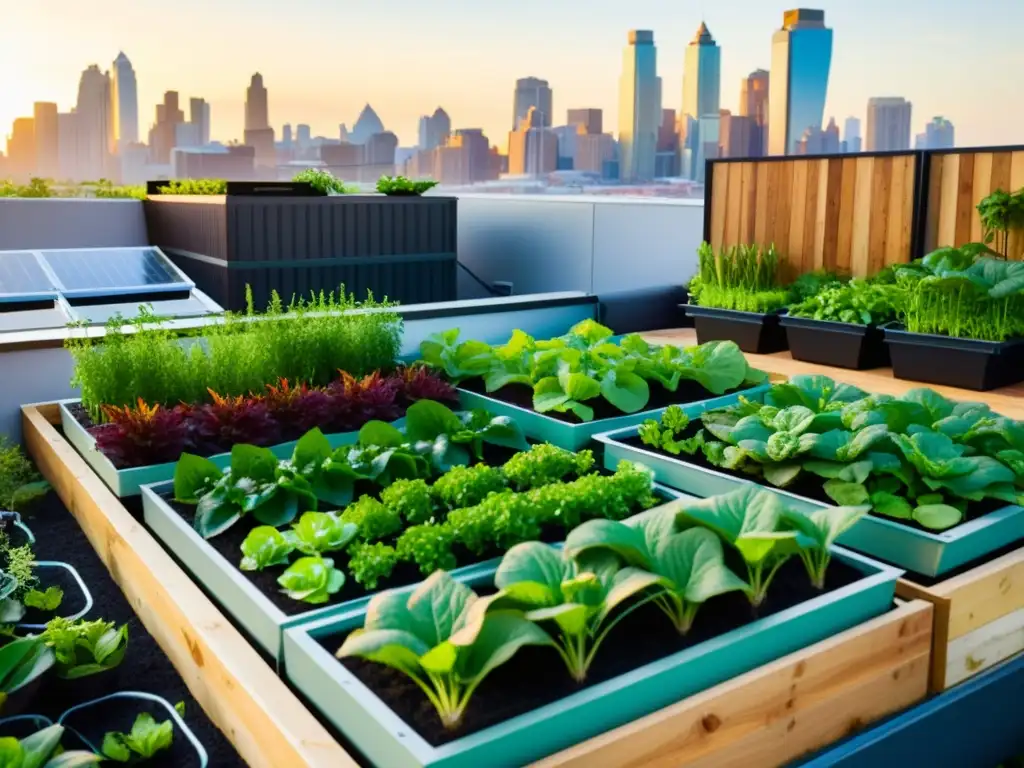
[
  {"xmin": 781, "ymin": 315, "xmax": 890, "ymax": 370},
  {"xmin": 682, "ymin": 304, "xmax": 788, "ymax": 354},
  {"xmin": 883, "ymin": 325, "xmax": 1024, "ymax": 391}
]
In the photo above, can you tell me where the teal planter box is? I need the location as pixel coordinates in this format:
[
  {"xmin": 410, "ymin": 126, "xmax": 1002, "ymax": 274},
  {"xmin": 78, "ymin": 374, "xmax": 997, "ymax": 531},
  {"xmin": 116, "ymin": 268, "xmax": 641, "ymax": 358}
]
[
  {"xmin": 140, "ymin": 479, "xmax": 681, "ymax": 666},
  {"xmin": 594, "ymin": 409, "xmax": 1024, "ymax": 577},
  {"xmin": 456, "ymin": 383, "xmax": 771, "ymax": 451},
  {"xmin": 59, "ymin": 399, "xmax": 397, "ymax": 498},
  {"xmin": 282, "ymin": 545, "xmax": 900, "ymax": 768}
]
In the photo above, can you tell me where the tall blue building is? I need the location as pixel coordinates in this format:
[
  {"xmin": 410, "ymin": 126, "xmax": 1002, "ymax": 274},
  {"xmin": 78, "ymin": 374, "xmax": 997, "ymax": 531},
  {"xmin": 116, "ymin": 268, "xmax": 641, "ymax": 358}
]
[
  {"xmin": 680, "ymin": 22, "xmax": 722, "ymax": 181},
  {"xmin": 618, "ymin": 30, "xmax": 662, "ymax": 182},
  {"xmin": 768, "ymin": 9, "xmax": 833, "ymax": 156}
]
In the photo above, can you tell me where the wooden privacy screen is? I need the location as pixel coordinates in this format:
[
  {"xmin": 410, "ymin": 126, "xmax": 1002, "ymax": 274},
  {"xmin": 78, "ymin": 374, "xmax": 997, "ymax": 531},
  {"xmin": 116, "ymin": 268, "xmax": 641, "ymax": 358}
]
[
  {"xmin": 924, "ymin": 148, "xmax": 1024, "ymax": 258},
  {"xmin": 706, "ymin": 153, "xmax": 918, "ymax": 278}
]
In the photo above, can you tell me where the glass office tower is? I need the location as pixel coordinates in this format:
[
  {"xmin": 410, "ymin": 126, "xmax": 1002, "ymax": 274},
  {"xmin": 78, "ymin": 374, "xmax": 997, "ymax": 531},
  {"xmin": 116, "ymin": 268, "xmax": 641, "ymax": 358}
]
[{"xmin": 768, "ymin": 9, "xmax": 833, "ymax": 156}]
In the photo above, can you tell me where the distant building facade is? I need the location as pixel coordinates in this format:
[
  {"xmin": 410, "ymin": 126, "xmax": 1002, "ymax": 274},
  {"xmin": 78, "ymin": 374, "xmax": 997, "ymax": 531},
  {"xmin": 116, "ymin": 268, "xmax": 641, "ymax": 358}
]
[
  {"xmin": 680, "ymin": 23, "xmax": 721, "ymax": 179},
  {"xmin": 566, "ymin": 108, "xmax": 603, "ymax": 135},
  {"xmin": 33, "ymin": 102, "xmax": 59, "ymax": 178},
  {"xmin": 866, "ymin": 97, "xmax": 912, "ymax": 151},
  {"xmin": 110, "ymin": 52, "xmax": 138, "ymax": 153},
  {"xmin": 513, "ymin": 77, "xmax": 553, "ymax": 129},
  {"xmin": 418, "ymin": 107, "xmax": 451, "ymax": 150},
  {"xmin": 508, "ymin": 106, "xmax": 558, "ymax": 175},
  {"xmin": 769, "ymin": 9, "xmax": 833, "ymax": 155},
  {"xmin": 618, "ymin": 30, "xmax": 661, "ymax": 182},
  {"xmin": 739, "ymin": 69, "xmax": 769, "ymax": 156}
]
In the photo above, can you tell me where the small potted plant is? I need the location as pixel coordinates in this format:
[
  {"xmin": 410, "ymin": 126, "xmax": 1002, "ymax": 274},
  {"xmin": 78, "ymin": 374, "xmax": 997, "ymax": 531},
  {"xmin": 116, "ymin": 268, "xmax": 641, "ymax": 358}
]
[{"xmin": 977, "ymin": 187, "xmax": 1024, "ymax": 260}]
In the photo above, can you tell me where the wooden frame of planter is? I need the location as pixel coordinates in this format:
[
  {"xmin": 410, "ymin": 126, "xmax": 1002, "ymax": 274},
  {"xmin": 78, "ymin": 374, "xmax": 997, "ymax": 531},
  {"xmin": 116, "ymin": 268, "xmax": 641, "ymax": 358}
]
[
  {"xmin": 593, "ymin": 405, "xmax": 1024, "ymax": 578},
  {"xmin": 455, "ymin": 383, "xmax": 772, "ymax": 452},
  {"xmin": 140, "ymin": 478, "xmax": 683, "ymax": 666},
  {"xmin": 883, "ymin": 324, "xmax": 1024, "ymax": 391},
  {"xmin": 21, "ymin": 402, "xmax": 355, "ymax": 768},
  {"xmin": 780, "ymin": 315, "xmax": 890, "ymax": 370},
  {"xmin": 282, "ymin": 545, "xmax": 903, "ymax": 768},
  {"xmin": 683, "ymin": 305, "xmax": 788, "ymax": 354},
  {"xmin": 144, "ymin": 194, "xmax": 458, "ymax": 312},
  {"xmin": 896, "ymin": 543, "xmax": 1024, "ymax": 693},
  {"xmin": 58, "ymin": 398, "xmax": 402, "ymax": 498}
]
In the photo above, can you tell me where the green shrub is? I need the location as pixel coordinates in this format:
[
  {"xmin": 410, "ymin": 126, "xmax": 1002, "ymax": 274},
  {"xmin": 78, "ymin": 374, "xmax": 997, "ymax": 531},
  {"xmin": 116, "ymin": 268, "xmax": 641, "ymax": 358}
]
[{"xmin": 156, "ymin": 178, "xmax": 227, "ymax": 195}]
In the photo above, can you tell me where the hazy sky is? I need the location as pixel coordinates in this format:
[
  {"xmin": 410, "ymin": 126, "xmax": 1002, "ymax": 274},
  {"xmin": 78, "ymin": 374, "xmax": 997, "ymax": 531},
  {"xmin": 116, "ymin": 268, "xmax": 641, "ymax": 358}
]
[{"xmin": 1, "ymin": 0, "xmax": 1019, "ymax": 150}]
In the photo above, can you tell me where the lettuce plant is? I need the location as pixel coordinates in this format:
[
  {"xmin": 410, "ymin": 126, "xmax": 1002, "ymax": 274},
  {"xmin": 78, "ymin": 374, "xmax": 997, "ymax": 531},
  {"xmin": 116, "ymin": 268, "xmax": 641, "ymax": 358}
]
[
  {"xmin": 239, "ymin": 526, "xmax": 295, "ymax": 571},
  {"xmin": 493, "ymin": 543, "xmax": 664, "ymax": 681},
  {"xmin": 395, "ymin": 524, "xmax": 458, "ymax": 576},
  {"xmin": 337, "ymin": 571, "xmax": 551, "ymax": 728},
  {"xmin": 675, "ymin": 487, "xmax": 800, "ymax": 607},
  {"xmin": 419, "ymin": 322, "xmax": 765, "ymax": 422},
  {"xmin": 41, "ymin": 617, "xmax": 129, "ymax": 679},
  {"xmin": 277, "ymin": 556, "xmax": 345, "ymax": 604},
  {"xmin": 287, "ymin": 512, "xmax": 358, "ymax": 555},
  {"xmin": 781, "ymin": 506, "xmax": 869, "ymax": 588},
  {"xmin": 564, "ymin": 509, "xmax": 748, "ymax": 633},
  {"xmin": 501, "ymin": 443, "xmax": 595, "ymax": 490},
  {"xmin": 432, "ymin": 464, "xmax": 507, "ymax": 509},
  {"xmin": 102, "ymin": 712, "xmax": 174, "ymax": 762},
  {"xmin": 347, "ymin": 542, "xmax": 399, "ymax": 589},
  {"xmin": 0, "ymin": 725, "xmax": 101, "ymax": 767}
]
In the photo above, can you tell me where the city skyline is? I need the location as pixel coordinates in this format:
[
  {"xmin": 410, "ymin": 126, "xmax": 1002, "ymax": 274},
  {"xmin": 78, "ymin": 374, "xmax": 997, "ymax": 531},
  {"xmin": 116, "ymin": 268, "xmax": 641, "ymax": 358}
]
[{"xmin": 1, "ymin": 0, "xmax": 1018, "ymax": 151}]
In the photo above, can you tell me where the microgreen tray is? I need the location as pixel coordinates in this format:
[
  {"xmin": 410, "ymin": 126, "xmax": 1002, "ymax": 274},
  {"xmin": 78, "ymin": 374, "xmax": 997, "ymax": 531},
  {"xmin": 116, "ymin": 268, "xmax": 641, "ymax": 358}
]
[
  {"xmin": 594, "ymin": 410, "xmax": 1024, "ymax": 578},
  {"xmin": 455, "ymin": 383, "xmax": 771, "ymax": 452},
  {"xmin": 281, "ymin": 544, "xmax": 900, "ymax": 768},
  {"xmin": 139, "ymin": 480, "xmax": 683, "ymax": 666},
  {"xmin": 59, "ymin": 399, "xmax": 401, "ymax": 498}
]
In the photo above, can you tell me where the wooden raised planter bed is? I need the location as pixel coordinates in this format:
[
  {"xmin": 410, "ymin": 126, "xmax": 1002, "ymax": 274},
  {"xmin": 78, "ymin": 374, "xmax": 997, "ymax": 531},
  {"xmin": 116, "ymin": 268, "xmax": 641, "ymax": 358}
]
[
  {"xmin": 21, "ymin": 400, "xmax": 933, "ymax": 768},
  {"xmin": 144, "ymin": 193, "xmax": 457, "ymax": 311},
  {"xmin": 897, "ymin": 544, "xmax": 1024, "ymax": 693}
]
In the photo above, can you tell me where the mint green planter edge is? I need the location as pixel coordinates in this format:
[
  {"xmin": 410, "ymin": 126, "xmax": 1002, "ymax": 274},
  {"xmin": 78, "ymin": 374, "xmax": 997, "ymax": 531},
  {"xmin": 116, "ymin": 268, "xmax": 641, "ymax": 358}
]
[
  {"xmin": 59, "ymin": 399, "xmax": 402, "ymax": 498},
  {"xmin": 594, "ymin": 415, "xmax": 1024, "ymax": 578},
  {"xmin": 140, "ymin": 479, "xmax": 682, "ymax": 667},
  {"xmin": 456, "ymin": 382, "xmax": 771, "ymax": 451},
  {"xmin": 282, "ymin": 543, "xmax": 900, "ymax": 768}
]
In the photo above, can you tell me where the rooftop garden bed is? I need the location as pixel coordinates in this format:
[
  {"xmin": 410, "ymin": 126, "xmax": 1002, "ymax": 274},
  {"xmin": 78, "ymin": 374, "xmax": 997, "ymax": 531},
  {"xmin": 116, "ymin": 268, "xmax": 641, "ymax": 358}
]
[
  {"xmin": 283, "ymin": 486, "xmax": 901, "ymax": 768},
  {"xmin": 417, "ymin": 319, "xmax": 769, "ymax": 450},
  {"xmin": 596, "ymin": 374, "xmax": 1024, "ymax": 576}
]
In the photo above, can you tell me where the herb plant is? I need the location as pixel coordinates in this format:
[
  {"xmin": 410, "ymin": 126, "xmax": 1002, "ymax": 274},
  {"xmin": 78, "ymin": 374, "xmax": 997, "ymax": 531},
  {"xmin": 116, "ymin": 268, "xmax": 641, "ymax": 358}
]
[
  {"xmin": 155, "ymin": 178, "xmax": 227, "ymax": 195},
  {"xmin": 337, "ymin": 571, "xmax": 551, "ymax": 728},
  {"xmin": 102, "ymin": 712, "xmax": 175, "ymax": 762},
  {"xmin": 977, "ymin": 188, "xmax": 1024, "ymax": 258},
  {"xmin": 419, "ymin": 321, "xmax": 765, "ymax": 422},
  {"xmin": 0, "ymin": 725, "xmax": 101, "ymax": 767},
  {"xmin": 41, "ymin": 617, "xmax": 129, "ymax": 678},
  {"xmin": 688, "ymin": 241, "xmax": 790, "ymax": 313},
  {"xmin": 292, "ymin": 168, "xmax": 358, "ymax": 195},
  {"xmin": 375, "ymin": 175, "xmax": 438, "ymax": 196},
  {"xmin": 788, "ymin": 279, "xmax": 901, "ymax": 326}
]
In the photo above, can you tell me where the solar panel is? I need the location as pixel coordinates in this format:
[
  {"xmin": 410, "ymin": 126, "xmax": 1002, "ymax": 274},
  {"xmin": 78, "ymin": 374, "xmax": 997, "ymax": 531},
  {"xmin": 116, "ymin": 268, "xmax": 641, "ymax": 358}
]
[
  {"xmin": 40, "ymin": 247, "xmax": 193, "ymax": 299},
  {"xmin": 0, "ymin": 251, "xmax": 58, "ymax": 302}
]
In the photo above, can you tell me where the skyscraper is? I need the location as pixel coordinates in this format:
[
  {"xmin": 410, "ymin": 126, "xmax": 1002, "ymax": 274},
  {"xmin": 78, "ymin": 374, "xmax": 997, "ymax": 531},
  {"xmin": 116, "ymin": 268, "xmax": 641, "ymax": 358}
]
[
  {"xmin": 33, "ymin": 102, "xmax": 59, "ymax": 178},
  {"xmin": 245, "ymin": 73, "xmax": 269, "ymax": 131},
  {"xmin": 656, "ymin": 108, "xmax": 679, "ymax": 176},
  {"xmin": 508, "ymin": 106, "xmax": 557, "ymax": 175},
  {"xmin": 6, "ymin": 118, "xmax": 36, "ymax": 181},
  {"xmin": 110, "ymin": 52, "xmax": 138, "ymax": 154},
  {"xmin": 513, "ymin": 78, "xmax": 553, "ymax": 129},
  {"xmin": 739, "ymin": 69, "xmax": 769, "ymax": 156},
  {"xmin": 75, "ymin": 64, "xmax": 111, "ymax": 180},
  {"xmin": 149, "ymin": 91, "xmax": 183, "ymax": 164},
  {"xmin": 418, "ymin": 108, "xmax": 451, "ymax": 151},
  {"xmin": 769, "ymin": 9, "xmax": 833, "ymax": 156},
  {"xmin": 680, "ymin": 23, "xmax": 721, "ymax": 178},
  {"xmin": 923, "ymin": 116, "xmax": 955, "ymax": 149},
  {"xmin": 618, "ymin": 30, "xmax": 662, "ymax": 182},
  {"xmin": 566, "ymin": 108, "xmax": 602, "ymax": 135},
  {"xmin": 190, "ymin": 97, "xmax": 210, "ymax": 146},
  {"xmin": 843, "ymin": 116, "xmax": 862, "ymax": 153},
  {"xmin": 350, "ymin": 104, "xmax": 385, "ymax": 144},
  {"xmin": 719, "ymin": 110, "xmax": 755, "ymax": 158},
  {"xmin": 866, "ymin": 97, "xmax": 912, "ymax": 151},
  {"xmin": 282, "ymin": 124, "xmax": 293, "ymax": 147}
]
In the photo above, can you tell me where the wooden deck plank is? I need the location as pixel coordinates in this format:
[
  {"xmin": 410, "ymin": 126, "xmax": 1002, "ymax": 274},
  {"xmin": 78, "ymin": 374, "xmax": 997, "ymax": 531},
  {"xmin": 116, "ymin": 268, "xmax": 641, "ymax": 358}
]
[{"xmin": 21, "ymin": 404, "xmax": 357, "ymax": 768}]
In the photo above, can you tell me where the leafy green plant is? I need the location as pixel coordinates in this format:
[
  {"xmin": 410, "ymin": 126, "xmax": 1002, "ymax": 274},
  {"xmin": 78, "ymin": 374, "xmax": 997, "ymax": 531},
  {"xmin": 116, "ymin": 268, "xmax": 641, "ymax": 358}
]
[
  {"xmin": 339, "ymin": 496, "xmax": 402, "ymax": 541},
  {"xmin": 0, "ymin": 438, "xmax": 50, "ymax": 512},
  {"xmin": 23, "ymin": 587, "xmax": 63, "ymax": 611},
  {"xmin": 379, "ymin": 479, "xmax": 435, "ymax": 525},
  {"xmin": 977, "ymin": 188, "xmax": 1024, "ymax": 258},
  {"xmin": 68, "ymin": 287, "xmax": 401, "ymax": 419},
  {"xmin": 563, "ymin": 509, "xmax": 747, "ymax": 633},
  {"xmin": 638, "ymin": 405, "xmax": 705, "ymax": 456},
  {"xmin": 155, "ymin": 178, "xmax": 227, "ymax": 195},
  {"xmin": 420, "ymin": 321, "xmax": 764, "ymax": 423},
  {"xmin": 278, "ymin": 556, "xmax": 345, "ymax": 604},
  {"xmin": 41, "ymin": 617, "xmax": 129, "ymax": 679},
  {"xmin": 347, "ymin": 542, "xmax": 399, "ymax": 589},
  {"xmin": 101, "ymin": 712, "xmax": 174, "ymax": 762},
  {"xmin": 788, "ymin": 279, "xmax": 901, "ymax": 326},
  {"xmin": 689, "ymin": 241, "xmax": 790, "ymax": 313},
  {"xmin": 0, "ymin": 724, "xmax": 101, "ymax": 767},
  {"xmin": 492, "ymin": 543, "xmax": 663, "ymax": 681},
  {"xmin": 337, "ymin": 571, "xmax": 551, "ymax": 728},
  {"xmin": 432, "ymin": 464, "xmax": 506, "ymax": 509},
  {"xmin": 292, "ymin": 168, "xmax": 358, "ymax": 195},
  {"xmin": 0, "ymin": 636, "xmax": 54, "ymax": 712},
  {"xmin": 287, "ymin": 511, "xmax": 358, "ymax": 555},
  {"xmin": 395, "ymin": 524, "xmax": 457, "ymax": 575},
  {"xmin": 239, "ymin": 526, "xmax": 295, "ymax": 571},
  {"xmin": 781, "ymin": 506, "xmax": 869, "ymax": 588},
  {"xmin": 501, "ymin": 444, "xmax": 595, "ymax": 490},
  {"xmin": 375, "ymin": 175, "xmax": 438, "ymax": 196}
]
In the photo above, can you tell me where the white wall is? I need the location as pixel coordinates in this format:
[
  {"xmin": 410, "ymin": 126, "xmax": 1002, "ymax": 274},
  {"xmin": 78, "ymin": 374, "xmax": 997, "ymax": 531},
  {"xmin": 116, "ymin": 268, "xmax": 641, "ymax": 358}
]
[
  {"xmin": 455, "ymin": 194, "xmax": 704, "ymax": 299},
  {"xmin": 0, "ymin": 198, "xmax": 147, "ymax": 250}
]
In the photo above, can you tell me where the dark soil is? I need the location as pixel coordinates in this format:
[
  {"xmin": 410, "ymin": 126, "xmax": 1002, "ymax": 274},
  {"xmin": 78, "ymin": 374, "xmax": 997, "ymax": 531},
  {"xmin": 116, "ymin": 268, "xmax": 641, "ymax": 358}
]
[
  {"xmin": 620, "ymin": 429, "xmax": 1007, "ymax": 534},
  {"xmin": 7, "ymin": 491, "xmax": 244, "ymax": 766},
  {"xmin": 460, "ymin": 378, "xmax": 743, "ymax": 424},
  {"xmin": 326, "ymin": 556, "xmax": 866, "ymax": 746},
  {"xmin": 160, "ymin": 465, "xmax": 667, "ymax": 618},
  {"xmin": 59, "ymin": 697, "xmax": 203, "ymax": 767},
  {"xmin": 20, "ymin": 563, "xmax": 89, "ymax": 626}
]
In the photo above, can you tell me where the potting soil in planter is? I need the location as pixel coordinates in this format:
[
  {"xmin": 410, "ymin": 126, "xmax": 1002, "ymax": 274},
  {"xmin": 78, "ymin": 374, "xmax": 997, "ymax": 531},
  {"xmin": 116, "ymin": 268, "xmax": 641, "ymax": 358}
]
[
  {"xmin": 321, "ymin": 557, "xmax": 864, "ymax": 745},
  {"xmin": 620, "ymin": 429, "xmax": 1007, "ymax": 534},
  {"xmin": 11, "ymin": 492, "xmax": 244, "ymax": 766},
  {"xmin": 459, "ymin": 379, "xmax": 744, "ymax": 425}
]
